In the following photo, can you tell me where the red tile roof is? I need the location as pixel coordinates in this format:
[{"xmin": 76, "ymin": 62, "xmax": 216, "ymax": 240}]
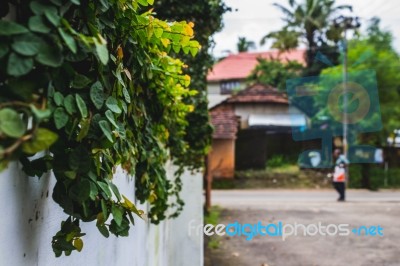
[
  {"xmin": 207, "ymin": 49, "xmax": 305, "ymax": 82},
  {"xmin": 210, "ymin": 104, "xmax": 238, "ymax": 139},
  {"xmin": 226, "ymin": 84, "xmax": 288, "ymax": 104}
]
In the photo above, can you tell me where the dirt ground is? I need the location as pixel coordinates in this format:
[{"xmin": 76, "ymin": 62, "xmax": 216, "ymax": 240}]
[{"xmin": 205, "ymin": 199, "xmax": 400, "ymax": 266}]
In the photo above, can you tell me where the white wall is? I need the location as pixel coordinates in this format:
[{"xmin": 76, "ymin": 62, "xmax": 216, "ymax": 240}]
[
  {"xmin": 0, "ymin": 162, "xmax": 203, "ymax": 266},
  {"xmin": 235, "ymin": 103, "xmax": 305, "ymax": 128}
]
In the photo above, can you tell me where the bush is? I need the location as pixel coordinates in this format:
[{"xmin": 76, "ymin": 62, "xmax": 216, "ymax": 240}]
[{"xmin": 266, "ymin": 155, "xmax": 286, "ymax": 168}]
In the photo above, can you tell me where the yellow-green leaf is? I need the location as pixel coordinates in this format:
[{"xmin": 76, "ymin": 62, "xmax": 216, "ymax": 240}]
[
  {"xmin": 22, "ymin": 128, "xmax": 58, "ymax": 154},
  {"xmin": 0, "ymin": 108, "xmax": 26, "ymax": 138},
  {"xmin": 73, "ymin": 238, "xmax": 83, "ymax": 252}
]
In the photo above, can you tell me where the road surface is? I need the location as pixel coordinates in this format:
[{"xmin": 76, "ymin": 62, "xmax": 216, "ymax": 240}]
[
  {"xmin": 212, "ymin": 189, "xmax": 400, "ymax": 207},
  {"xmin": 205, "ymin": 189, "xmax": 400, "ymax": 266}
]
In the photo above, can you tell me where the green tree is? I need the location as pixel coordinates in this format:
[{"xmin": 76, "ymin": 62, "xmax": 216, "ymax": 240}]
[
  {"xmin": 154, "ymin": 0, "xmax": 231, "ymax": 170},
  {"xmin": 262, "ymin": 0, "xmax": 352, "ymax": 74},
  {"xmin": 317, "ymin": 18, "xmax": 400, "ymax": 188},
  {"xmin": 320, "ymin": 18, "xmax": 400, "ymax": 143},
  {"xmin": 237, "ymin": 37, "xmax": 256, "ymax": 52},
  {"xmin": 247, "ymin": 58, "xmax": 303, "ymax": 90}
]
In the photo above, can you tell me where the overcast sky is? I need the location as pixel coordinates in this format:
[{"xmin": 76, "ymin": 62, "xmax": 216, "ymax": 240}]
[{"xmin": 212, "ymin": 0, "xmax": 400, "ymax": 57}]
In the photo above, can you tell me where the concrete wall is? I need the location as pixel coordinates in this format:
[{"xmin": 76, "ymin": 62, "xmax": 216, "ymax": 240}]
[
  {"xmin": 210, "ymin": 139, "xmax": 235, "ymax": 178},
  {"xmin": 0, "ymin": 162, "xmax": 203, "ymax": 266}
]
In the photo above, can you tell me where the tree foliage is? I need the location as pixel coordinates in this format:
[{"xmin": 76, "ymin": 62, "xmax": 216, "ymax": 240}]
[
  {"xmin": 237, "ymin": 37, "xmax": 256, "ymax": 52},
  {"xmin": 0, "ymin": 0, "xmax": 202, "ymax": 256},
  {"xmin": 262, "ymin": 0, "xmax": 352, "ymax": 75},
  {"xmin": 247, "ymin": 58, "xmax": 303, "ymax": 90},
  {"xmin": 319, "ymin": 18, "xmax": 400, "ymax": 142}
]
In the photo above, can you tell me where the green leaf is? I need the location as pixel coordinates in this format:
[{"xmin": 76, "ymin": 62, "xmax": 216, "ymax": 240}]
[
  {"xmin": 137, "ymin": 0, "xmax": 148, "ymax": 6},
  {"xmin": 147, "ymin": 0, "xmax": 154, "ymax": 5},
  {"xmin": 97, "ymin": 224, "xmax": 109, "ymax": 238},
  {"xmin": 36, "ymin": 45, "xmax": 63, "ymax": 67},
  {"xmin": 22, "ymin": 128, "xmax": 58, "ymax": 154},
  {"xmin": 101, "ymin": 199, "xmax": 108, "ymax": 218},
  {"xmin": 89, "ymin": 181, "xmax": 98, "ymax": 200},
  {"xmin": 190, "ymin": 46, "xmax": 198, "ymax": 57},
  {"xmin": 7, "ymin": 80, "xmax": 35, "ymax": 101},
  {"xmin": 29, "ymin": 16, "xmax": 51, "ymax": 33},
  {"xmin": 72, "ymin": 74, "xmax": 92, "ymax": 89},
  {"xmin": 64, "ymin": 95, "xmax": 78, "ymax": 115},
  {"xmin": 0, "ymin": 21, "xmax": 29, "ymax": 36},
  {"xmin": 105, "ymin": 110, "xmax": 118, "ymax": 128},
  {"xmin": 154, "ymin": 28, "xmax": 163, "ymax": 38},
  {"xmin": 90, "ymin": 81, "xmax": 104, "ymax": 110},
  {"xmin": 59, "ymin": 28, "xmax": 77, "ymax": 53},
  {"xmin": 70, "ymin": 0, "xmax": 80, "ymax": 5},
  {"xmin": 69, "ymin": 179, "xmax": 91, "ymax": 202},
  {"xmin": 0, "ymin": 43, "xmax": 9, "ymax": 58},
  {"xmin": 111, "ymin": 205, "xmax": 123, "ymax": 226},
  {"xmin": 68, "ymin": 146, "xmax": 90, "ymax": 172},
  {"xmin": 53, "ymin": 107, "xmax": 69, "ymax": 129},
  {"xmin": 105, "ymin": 97, "xmax": 122, "ymax": 114},
  {"xmin": 108, "ymin": 181, "xmax": 122, "ymax": 201},
  {"xmin": 53, "ymin": 92, "xmax": 64, "ymax": 106},
  {"xmin": 99, "ymin": 120, "xmax": 113, "ymax": 142},
  {"xmin": 88, "ymin": 171, "xmax": 97, "ymax": 182},
  {"xmin": 77, "ymin": 118, "xmax": 90, "ymax": 141},
  {"xmin": 30, "ymin": 105, "xmax": 52, "ymax": 120},
  {"xmin": 30, "ymin": 1, "xmax": 49, "ymax": 15},
  {"xmin": 7, "ymin": 53, "xmax": 34, "ymax": 77},
  {"xmin": 95, "ymin": 41, "xmax": 109, "ymax": 65},
  {"xmin": 182, "ymin": 46, "xmax": 190, "ymax": 55},
  {"xmin": 121, "ymin": 195, "xmax": 143, "ymax": 217},
  {"xmin": 75, "ymin": 94, "xmax": 88, "ymax": 118},
  {"xmin": 73, "ymin": 238, "xmax": 83, "ymax": 252},
  {"xmin": 98, "ymin": 0, "xmax": 109, "ymax": 9},
  {"xmin": 0, "ymin": 108, "xmax": 26, "ymax": 138},
  {"xmin": 44, "ymin": 7, "xmax": 60, "ymax": 26},
  {"xmin": 64, "ymin": 171, "xmax": 77, "ymax": 179},
  {"xmin": 172, "ymin": 44, "xmax": 180, "ymax": 53},
  {"xmin": 11, "ymin": 33, "xmax": 44, "ymax": 56},
  {"xmin": 122, "ymin": 87, "xmax": 131, "ymax": 103},
  {"xmin": 97, "ymin": 181, "xmax": 112, "ymax": 199}
]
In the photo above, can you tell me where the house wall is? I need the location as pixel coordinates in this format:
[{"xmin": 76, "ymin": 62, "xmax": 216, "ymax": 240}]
[
  {"xmin": 207, "ymin": 82, "xmax": 220, "ymax": 94},
  {"xmin": 234, "ymin": 104, "xmax": 304, "ymax": 128},
  {"xmin": 0, "ymin": 162, "xmax": 203, "ymax": 266},
  {"xmin": 210, "ymin": 139, "xmax": 235, "ymax": 178}
]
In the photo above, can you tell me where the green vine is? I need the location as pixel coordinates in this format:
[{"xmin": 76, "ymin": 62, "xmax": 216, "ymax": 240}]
[{"xmin": 0, "ymin": 0, "xmax": 201, "ymax": 256}]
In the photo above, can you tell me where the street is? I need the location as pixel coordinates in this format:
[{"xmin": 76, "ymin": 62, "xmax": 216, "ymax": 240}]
[
  {"xmin": 212, "ymin": 189, "xmax": 400, "ymax": 207},
  {"xmin": 206, "ymin": 189, "xmax": 400, "ymax": 266}
]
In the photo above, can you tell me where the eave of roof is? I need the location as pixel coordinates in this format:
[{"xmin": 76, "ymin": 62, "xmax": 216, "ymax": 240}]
[{"xmin": 226, "ymin": 84, "xmax": 289, "ymax": 104}]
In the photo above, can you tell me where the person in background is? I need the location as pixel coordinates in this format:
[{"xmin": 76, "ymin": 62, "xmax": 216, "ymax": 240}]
[{"xmin": 332, "ymin": 149, "xmax": 349, "ymax": 201}]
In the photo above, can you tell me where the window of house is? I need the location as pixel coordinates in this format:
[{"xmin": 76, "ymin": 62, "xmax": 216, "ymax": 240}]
[{"xmin": 220, "ymin": 80, "xmax": 241, "ymax": 94}]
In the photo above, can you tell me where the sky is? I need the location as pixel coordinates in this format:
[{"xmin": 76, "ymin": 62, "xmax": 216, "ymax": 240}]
[{"xmin": 212, "ymin": 0, "xmax": 400, "ymax": 57}]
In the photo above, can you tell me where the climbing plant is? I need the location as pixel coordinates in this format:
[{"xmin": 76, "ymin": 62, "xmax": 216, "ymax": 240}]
[
  {"xmin": 0, "ymin": 0, "xmax": 201, "ymax": 256},
  {"xmin": 155, "ymin": 0, "xmax": 231, "ymax": 170}
]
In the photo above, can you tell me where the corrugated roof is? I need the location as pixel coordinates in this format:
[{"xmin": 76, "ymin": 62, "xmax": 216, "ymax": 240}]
[
  {"xmin": 226, "ymin": 84, "xmax": 288, "ymax": 104},
  {"xmin": 210, "ymin": 104, "xmax": 238, "ymax": 139},
  {"xmin": 207, "ymin": 49, "xmax": 306, "ymax": 82}
]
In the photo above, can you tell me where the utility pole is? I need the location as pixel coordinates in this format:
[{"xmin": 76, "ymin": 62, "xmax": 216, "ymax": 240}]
[{"xmin": 333, "ymin": 16, "xmax": 361, "ymax": 182}]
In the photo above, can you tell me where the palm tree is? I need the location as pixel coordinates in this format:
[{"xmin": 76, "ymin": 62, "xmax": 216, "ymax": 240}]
[
  {"xmin": 261, "ymin": 0, "xmax": 352, "ymax": 71},
  {"xmin": 237, "ymin": 37, "xmax": 256, "ymax": 52}
]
